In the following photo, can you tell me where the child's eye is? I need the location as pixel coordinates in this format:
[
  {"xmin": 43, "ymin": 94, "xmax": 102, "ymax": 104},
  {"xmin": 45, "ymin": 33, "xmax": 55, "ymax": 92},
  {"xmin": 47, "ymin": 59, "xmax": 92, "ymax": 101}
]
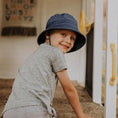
[
  {"xmin": 70, "ymin": 36, "xmax": 75, "ymax": 40},
  {"xmin": 61, "ymin": 33, "xmax": 66, "ymax": 36}
]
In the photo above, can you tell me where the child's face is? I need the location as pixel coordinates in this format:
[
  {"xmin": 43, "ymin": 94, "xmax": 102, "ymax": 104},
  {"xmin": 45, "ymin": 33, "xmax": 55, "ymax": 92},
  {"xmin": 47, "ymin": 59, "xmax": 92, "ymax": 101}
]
[{"xmin": 45, "ymin": 29, "xmax": 76, "ymax": 53}]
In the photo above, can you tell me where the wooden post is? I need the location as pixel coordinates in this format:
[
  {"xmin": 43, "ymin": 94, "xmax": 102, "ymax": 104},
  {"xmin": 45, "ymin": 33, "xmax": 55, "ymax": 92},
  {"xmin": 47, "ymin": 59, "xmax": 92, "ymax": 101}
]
[
  {"xmin": 104, "ymin": 0, "xmax": 118, "ymax": 117},
  {"xmin": 93, "ymin": 0, "xmax": 103, "ymax": 104}
]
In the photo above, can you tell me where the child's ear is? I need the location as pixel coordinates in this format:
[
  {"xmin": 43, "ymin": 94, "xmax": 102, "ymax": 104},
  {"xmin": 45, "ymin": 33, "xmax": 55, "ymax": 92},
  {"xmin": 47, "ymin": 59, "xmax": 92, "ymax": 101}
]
[
  {"xmin": 45, "ymin": 32, "xmax": 49, "ymax": 39},
  {"xmin": 46, "ymin": 35, "xmax": 49, "ymax": 39}
]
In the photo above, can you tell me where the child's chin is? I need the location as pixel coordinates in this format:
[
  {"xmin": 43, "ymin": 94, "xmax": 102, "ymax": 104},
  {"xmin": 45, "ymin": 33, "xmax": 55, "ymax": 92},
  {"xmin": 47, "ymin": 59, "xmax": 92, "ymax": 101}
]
[
  {"xmin": 60, "ymin": 48, "xmax": 68, "ymax": 53},
  {"xmin": 63, "ymin": 50, "xmax": 68, "ymax": 54}
]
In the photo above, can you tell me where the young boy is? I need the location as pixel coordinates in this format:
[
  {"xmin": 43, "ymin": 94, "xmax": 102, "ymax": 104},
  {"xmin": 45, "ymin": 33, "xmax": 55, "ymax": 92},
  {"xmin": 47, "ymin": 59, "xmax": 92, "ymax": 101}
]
[{"xmin": 1, "ymin": 13, "xmax": 92, "ymax": 118}]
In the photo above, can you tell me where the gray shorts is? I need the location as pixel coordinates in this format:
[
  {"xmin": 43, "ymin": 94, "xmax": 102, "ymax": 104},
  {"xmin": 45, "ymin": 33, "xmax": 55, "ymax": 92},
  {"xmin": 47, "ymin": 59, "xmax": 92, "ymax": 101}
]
[{"xmin": 3, "ymin": 106, "xmax": 52, "ymax": 118}]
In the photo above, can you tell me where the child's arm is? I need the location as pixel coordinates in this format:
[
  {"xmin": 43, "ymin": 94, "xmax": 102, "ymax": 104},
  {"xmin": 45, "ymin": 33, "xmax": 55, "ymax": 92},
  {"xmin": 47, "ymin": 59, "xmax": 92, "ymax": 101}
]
[{"xmin": 56, "ymin": 69, "xmax": 92, "ymax": 118}]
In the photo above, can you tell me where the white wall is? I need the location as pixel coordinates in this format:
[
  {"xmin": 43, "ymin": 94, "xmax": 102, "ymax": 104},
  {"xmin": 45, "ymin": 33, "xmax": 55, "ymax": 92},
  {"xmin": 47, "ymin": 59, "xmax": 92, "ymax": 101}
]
[
  {"xmin": 0, "ymin": 0, "xmax": 40, "ymax": 78},
  {"xmin": 0, "ymin": 0, "xmax": 91, "ymax": 85},
  {"xmin": 65, "ymin": 46, "xmax": 86, "ymax": 85}
]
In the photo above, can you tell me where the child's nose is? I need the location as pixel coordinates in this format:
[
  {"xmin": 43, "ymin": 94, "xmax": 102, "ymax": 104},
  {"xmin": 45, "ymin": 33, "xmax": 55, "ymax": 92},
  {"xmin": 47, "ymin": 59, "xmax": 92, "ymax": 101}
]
[{"xmin": 65, "ymin": 36, "xmax": 71, "ymax": 43}]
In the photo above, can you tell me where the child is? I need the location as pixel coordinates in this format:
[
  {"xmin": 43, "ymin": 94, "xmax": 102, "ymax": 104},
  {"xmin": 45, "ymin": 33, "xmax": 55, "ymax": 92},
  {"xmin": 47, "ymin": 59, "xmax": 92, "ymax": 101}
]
[{"xmin": 1, "ymin": 13, "xmax": 92, "ymax": 118}]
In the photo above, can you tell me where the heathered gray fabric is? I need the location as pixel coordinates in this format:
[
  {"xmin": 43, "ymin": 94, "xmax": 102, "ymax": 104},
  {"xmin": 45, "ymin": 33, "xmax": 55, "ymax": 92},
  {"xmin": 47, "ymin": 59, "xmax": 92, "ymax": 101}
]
[
  {"xmin": 3, "ymin": 105, "xmax": 51, "ymax": 118},
  {"xmin": 2, "ymin": 43, "xmax": 67, "ymax": 116}
]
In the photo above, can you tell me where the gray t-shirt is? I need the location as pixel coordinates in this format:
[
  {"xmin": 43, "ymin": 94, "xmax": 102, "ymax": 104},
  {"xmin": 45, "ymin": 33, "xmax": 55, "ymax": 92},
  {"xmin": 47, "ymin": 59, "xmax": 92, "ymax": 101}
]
[{"xmin": 2, "ymin": 43, "xmax": 67, "ymax": 115}]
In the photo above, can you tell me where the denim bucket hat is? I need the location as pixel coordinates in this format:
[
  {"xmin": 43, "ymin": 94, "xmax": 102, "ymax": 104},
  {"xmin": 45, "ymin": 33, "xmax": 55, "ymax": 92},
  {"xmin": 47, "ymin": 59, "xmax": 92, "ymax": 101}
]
[{"xmin": 37, "ymin": 13, "xmax": 86, "ymax": 52}]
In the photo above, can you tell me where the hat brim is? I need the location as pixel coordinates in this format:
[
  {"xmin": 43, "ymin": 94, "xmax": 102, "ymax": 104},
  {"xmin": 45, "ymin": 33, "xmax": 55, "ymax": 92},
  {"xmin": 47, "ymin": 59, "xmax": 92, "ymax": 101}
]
[{"xmin": 37, "ymin": 28, "xmax": 86, "ymax": 53}]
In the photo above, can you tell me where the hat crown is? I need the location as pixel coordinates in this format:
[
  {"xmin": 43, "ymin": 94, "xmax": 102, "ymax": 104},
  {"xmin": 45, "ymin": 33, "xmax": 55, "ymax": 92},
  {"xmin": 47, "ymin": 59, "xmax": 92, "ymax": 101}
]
[{"xmin": 46, "ymin": 13, "xmax": 78, "ymax": 30}]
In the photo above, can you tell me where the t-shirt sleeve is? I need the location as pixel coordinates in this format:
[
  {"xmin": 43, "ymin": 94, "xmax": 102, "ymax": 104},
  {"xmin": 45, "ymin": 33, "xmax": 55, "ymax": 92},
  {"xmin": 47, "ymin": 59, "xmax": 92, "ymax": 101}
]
[{"xmin": 51, "ymin": 48, "xmax": 67, "ymax": 72}]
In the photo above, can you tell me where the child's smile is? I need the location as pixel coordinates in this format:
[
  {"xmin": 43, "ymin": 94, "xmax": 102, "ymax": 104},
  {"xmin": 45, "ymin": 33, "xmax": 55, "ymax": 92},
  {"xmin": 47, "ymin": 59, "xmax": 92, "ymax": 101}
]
[{"xmin": 45, "ymin": 29, "xmax": 76, "ymax": 53}]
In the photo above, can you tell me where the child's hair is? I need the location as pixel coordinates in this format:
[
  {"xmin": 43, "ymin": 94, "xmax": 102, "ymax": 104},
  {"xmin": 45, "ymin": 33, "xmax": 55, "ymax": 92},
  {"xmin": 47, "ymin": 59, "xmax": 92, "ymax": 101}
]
[{"xmin": 37, "ymin": 13, "xmax": 86, "ymax": 53}]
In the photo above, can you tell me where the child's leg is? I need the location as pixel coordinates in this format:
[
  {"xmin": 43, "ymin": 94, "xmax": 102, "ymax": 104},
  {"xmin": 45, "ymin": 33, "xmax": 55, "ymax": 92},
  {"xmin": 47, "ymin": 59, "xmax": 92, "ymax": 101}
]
[{"xmin": 3, "ymin": 106, "xmax": 51, "ymax": 118}]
